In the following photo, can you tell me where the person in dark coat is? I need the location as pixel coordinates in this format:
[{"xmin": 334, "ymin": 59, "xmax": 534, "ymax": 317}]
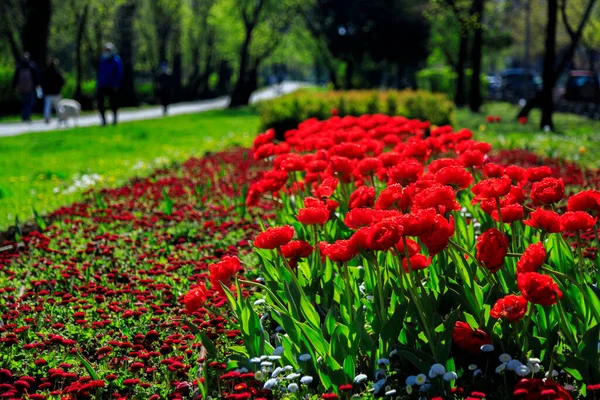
[
  {"xmin": 96, "ymin": 42, "xmax": 124, "ymax": 126},
  {"xmin": 12, "ymin": 52, "xmax": 40, "ymax": 122},
  {"xmin": 41, "ymin": 58, "xmax": 65, "ymax": 124},
  {"xmin": 155, "ymin": 62, "xmax": 172, "ymax": 116}
]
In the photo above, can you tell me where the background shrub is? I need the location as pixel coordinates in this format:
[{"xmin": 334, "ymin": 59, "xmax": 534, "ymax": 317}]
[{"xmin": 257, "ymin": 89, "xmax": 455, "ymax": 136}]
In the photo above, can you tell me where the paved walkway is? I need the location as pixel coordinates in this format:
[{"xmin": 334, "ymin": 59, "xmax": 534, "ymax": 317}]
[{"xmin": 0, "ymin": 81, "xmax": 307, "ymax": 138}]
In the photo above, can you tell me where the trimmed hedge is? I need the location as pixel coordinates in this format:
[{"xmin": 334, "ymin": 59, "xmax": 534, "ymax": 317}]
[{"xmin": 257, "ymin": 89, "xmax": 455, "ymax": 136}]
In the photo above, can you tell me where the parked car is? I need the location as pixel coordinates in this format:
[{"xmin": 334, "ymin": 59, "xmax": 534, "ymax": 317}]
[
  {"xmin": 500, "ymin": 68, "xmax": 542, "ymax": 102},
  {"xmin": 560, "ymin": 70, "xmax": 600, "ymax": 103}
]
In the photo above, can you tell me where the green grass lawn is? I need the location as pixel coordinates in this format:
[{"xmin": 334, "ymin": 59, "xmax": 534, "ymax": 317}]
[
  {"xmin": 456, "ymin": 102, "xmax": 600, "ymax": 167},
  {"xmin": 0, "ymin": 108, "xmax": 260, "ymax": 229}
]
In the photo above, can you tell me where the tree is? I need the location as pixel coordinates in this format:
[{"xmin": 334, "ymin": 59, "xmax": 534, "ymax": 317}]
[
  {"xmin": 73, "ymin": 0, "xmax": 90, "ymax": 99},
  {"xmin": 227, "ymin": 0, "xmax": 303, "ymax": 107},
  {"xmin": 469, "ymin": 0, "xmax": 484, "ymax": 112},
  {"xmin": 115, "ymin": 0, "xmax": 138, "ymax": 106},
  {"xmin": 22, "ymin": 0, "xmax": 53, "ymax": 67},
  {"xmin": 517, "ymin": 0, "xmax": 597, "ymax": 129}
]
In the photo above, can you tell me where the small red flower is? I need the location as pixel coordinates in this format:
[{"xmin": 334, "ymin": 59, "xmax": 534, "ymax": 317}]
[
  {"xmin": 254, "ymin": 225, "xmax": 295, "ymax": 249},
  {"xmin": 518, "ymin": 272, "xmax": 562, "ymax": 306},
  {"xmin": 472, "ymin": 177, "xmax": 512, "ymax": 199},
  {"xmin": 523, "ymin": 209, "xmax": 561, "ymax": 233},
  {"xmin": 567, "ymin": 190, "xmax": 600, "ymax": 215},
  {"xmin": 452, "ymin": 321, "xmax": 492, "ymax": 355},
  {"xmin": 349, "ymin": 186, "xmax": 376, "ymax": 209},
  {"xmin": 182, "ymin": 283, "xmax": 208, "ymax": 314},
  {"xmin": 434, "ymin": 166, "xmax": 473, "ymax": 189},
  {"xmin": 320, "ymin": 240, "xmax": 358, "ymax": 263},
  {"xmin": 209, "ymin": 256, "xmax": 241, "ymax": 296},
  {"xmin": 476, "ymin": 228, "xmax": 508, "ymax": 273},
  {"xmin": 298, "ymin": 207, "xmax": 329, "ymax": 225},
  {"xmin": 559, "ymin": 211, "xmax": 597, "ymax": 231},
  {"xmin": 516, "ymin": 243, "xmax": 546, "ymax": 275},
  {"xmin": 280, "ymin": 240, "xmax": 314, "ymax": 259},
  {"xmin": 402, "ymin": 254, "xmax": 431, "ymax": 273},
  {"xmin": 366, "ymin": 219, "xmax": 403, "ymax": 251},
  {"xmin": 490, "ymin": 295, "xmax": 528, "ymax": 322},
  {"xmin": 531, "ymin": 177, "xmax": 564, "ymax": 205}
]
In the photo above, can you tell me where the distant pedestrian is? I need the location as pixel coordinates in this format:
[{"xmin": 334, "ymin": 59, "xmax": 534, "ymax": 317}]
[
  {"xmin": 97, "ymin": 42, "xmax": 123, "ymax": 126},
  {"xmin": 41, "ymin": 58, "xmax": 65, "ymax": 124},
  {"xmin": 12, "ymin": 52, "xmax": 40, "ymax": 122},
  {"xmin": 155, "ymin": 62, "xmax": 172, "ymax": 116}
]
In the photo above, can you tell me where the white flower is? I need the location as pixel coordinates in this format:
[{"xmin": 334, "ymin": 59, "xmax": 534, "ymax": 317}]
[
  {"xmin": 254, "ymin": 299, "xmax": 266, "ymax": 306},
  {"xmin": 405, "ymin": 375, "xmax": 417, "ymax": 386},
  {"xmin": 385, "ymin": 389, "xmax": 397, "ymax": 396},
  {"xmin": 263, "ymin": 378, "xmax": 278, "ymax": 390},
  {"xmin": 507, "ymin": 360, "xmax": 523, "ymax": 371},
  {"xmin": 354, "ymin": 374, "xmax": 368, "ymax": 384},
  {"xmin": 495, "ymin": 363, "xmax": 507, "ymax": 373},
  {"xmin": 261, "ymin": 361, "xmax": 273, "ymax": 367},
  {"xmin": 499, "ymin": 354, "xmax": 512, "ymax": 363},
  {"xmin": 298, "ymin": 353, "xmax": 311, "ymax": 362},
  {"xmin": 415, "ymin": 374, "xmax": 427, "ymax": 386},
  {"xmin": 473, "ymin": 369, "xmax": 482, "ymax": 377},
  {"xmin": 516, "ymin": 365, "xmax": 531, "ymax": 376},
  {"xmin": 287, "ymin": 383, "xmax": 298, "ymax": 393},
  {"xmin": 378, "ymin": 358, "xmax": 390, "ymax": 365},
  {"xmin": 527, "ymin": 362, "xmax": 540, "ymax": 373},
  {"xmin": 375, "ymin": 368, "xmax": 386, "ymax": 380},
  {"xmin": 564, "ymin": 384, "xmax": 575, "ymax": 391},
  {"xmin": 545, "ymin": 370, "xmax": 559, "ymax": 378},
  {"xmin": 273, "ymin": 346, "xmax": 284, "ymax": 355},
  {"xmin": 419, "ymin": 383, "xmax": 432, "ymax": 392},
  {"xmin": 443, "ymin": 372, "xmax": 458, "ymax": 381},
  {"xmin": 255, "ymin": 370, "xmax": 265, "ymax": 380},
  {"xmin": 429, "ymin": 363, "xmax": 446, "ymax": 378},
  {"xmin": 249, "ymin": 357, "xmax": 261, "ymax": 363},
  {"xmin": 406, "ymin": 385, "xmax": 413, "ymax": 394},
  {"xmin": 236, "ymin": 367, "xmax": 249, "ymax": 374},
  {"xmin": 468, "ymin": 364, "xmax": 478, "ymax": 371},
  {"xmin": 528, "ymin": 358, "xmax": 541, "ymax": 364},
  {"xmin": 286, "ymin": 373, "xmax": 301, "ymax": 380},
  {"xmin": 281, "ymin": 365, "xmax": 293, "ymax": 372},
  {"xmin": 480, "ymin": 344, "xmax": 495, "ymax": 353},
  {"xmin": 268, "ymin": 355, "xmax": 281, "ymax": 361},
  {"xmin": 373, "ymin": 379, "xmax": 386, "ymax": 394},
  {"xmin": 260, "ymin": 355, "xmax": 268, "ymax": 361},
  {"xmin": 275, "ymin": 326, "xmax": 284, "ymax": 332},
  {"xmin": 300, "ymin": 376, "xmax": 313, "ymax": 385},
  {"xmin": 271, "ymin": 367, "xmax": 283, "ymax": 378},
  {"xmin": 389, "ymin": 349, "xmax": 398, "ymax": 357}
]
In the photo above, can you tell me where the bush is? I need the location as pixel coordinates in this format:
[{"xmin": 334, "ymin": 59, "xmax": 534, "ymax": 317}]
[{"xmin": 257, "ymin": 89, "xmax": 455, "ymax": 136}]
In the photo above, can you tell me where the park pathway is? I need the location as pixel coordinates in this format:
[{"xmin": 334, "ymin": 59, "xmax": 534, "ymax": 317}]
[{"xmin": 0, "ymin": 81, "xmax": 307, "ymax": 138}]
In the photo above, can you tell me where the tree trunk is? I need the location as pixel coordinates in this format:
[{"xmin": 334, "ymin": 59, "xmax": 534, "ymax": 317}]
[
  {"xmin": 541, "ymin": 0, "xmax": 557, "ymax": 130},
  {"xmin": 115, "ymin": 1, "xmax": 138, "ymax": 107},
  {"xmin": 21, "ymin": 0, "xmax": 52, "ymax": 68},
  {"xmin": 589, "ymin": 48, "xmax": 595, "ymax": 71},
  {"xmin": 455, "ymin": 33, "xmax": 468, "ymax": 107},
  {"xmin": 345, "ymin": 58, "xmax": 354, "ymax": 89},
  {"xmin": 172, "ymin": 51, "xmax": 182, "ymax": 102},
  {"xmin": 229, "ymin": 25, "xmax": 255, "ymax": 108},
  {"xmin": 469, "ymin": 0, "xmax": 484, "ymax": 112},
  {"xmin": 74, "ymin": 4, "xmax": 90, "ymax": 100}
]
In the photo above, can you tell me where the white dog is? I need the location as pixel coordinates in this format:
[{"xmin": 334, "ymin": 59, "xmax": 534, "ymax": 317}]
[{"xmin": 56, "ymin": 99, "xmax": 81, "ymax": 127}]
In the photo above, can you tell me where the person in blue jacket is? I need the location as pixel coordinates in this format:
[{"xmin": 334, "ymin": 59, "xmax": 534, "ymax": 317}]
[{"xmin": 96, "ymin": 43, "xmax": 123, "ymax": 126}]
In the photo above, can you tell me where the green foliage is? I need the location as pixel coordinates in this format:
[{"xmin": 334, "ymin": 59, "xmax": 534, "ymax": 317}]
[
  {"xmin": 257, "ymin": 89, "xmax": 455, "ymax": 134},
  {"xmin": 416, "ymin": 67, "xmax": 488, "ymax": 100}
]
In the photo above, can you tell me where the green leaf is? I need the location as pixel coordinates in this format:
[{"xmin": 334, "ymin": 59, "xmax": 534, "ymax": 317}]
[
  {"xmin": 76, "ymin": 352, "xmax": 100, "ymax": 380},
  {"xmin": 32, "ymin": 208, "xmax": 46, "ymax": 231},
  {"xmin": 300, "ymin": 296, "xmax": 321, "ymax": 329},
  {"xmin": 343, "ymin": 355, "xmax": 355, "ymax": 381},
  {"xmin": 162, "ymin": 188, "xmax": 174, "ymax": 215}
]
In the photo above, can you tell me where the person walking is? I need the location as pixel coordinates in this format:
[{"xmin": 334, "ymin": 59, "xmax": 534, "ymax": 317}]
[
  {"xmin": 96, "ymin": 43, "xmax": 123, "ymax": 126},
  {"xmin": 12, "ymin": 52, "xmax": 40, "ymax": 122},
  {"xmin": 41, "ymin": 58, "xmax": 65, "ymax": 124},
  {"xmin": 155, "ymin": 62, "xmax": 172, "ymax": 116}
]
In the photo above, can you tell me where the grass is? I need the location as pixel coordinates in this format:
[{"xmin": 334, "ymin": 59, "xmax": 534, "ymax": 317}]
[
  {"xmin": 0, "ymin": 108, "xmax": 260, "ymax": 230},
  {"xmin": 456, "ymin": 102, "xmax": 600, "ymax": 167}
]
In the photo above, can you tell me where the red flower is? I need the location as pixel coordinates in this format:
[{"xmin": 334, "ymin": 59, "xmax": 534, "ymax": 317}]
[
  {"xmin": 419, "ymin": 215, "xmax": 454, "ymax": 255},
  {"xmin": 559, "ymin": 211, "xmax": 597, "ymax": 231},
  {"xmin": 516, "ymin": 243, "xmax": 546, "ymax": 275},
  {"xmin": 254, "ymin": 225, "xmax": 295, "ymax": 249},
  {"xmin": 330, "ymin": 156, "xmax": 354, "ymax": 174},
  {"xmin": 492, "ymin": 203, "xmax": 524, "ymax": 223},
  {"xmin": 314, "ymin": 177, "xmax": 338, "ymax": 198},
  {"xmin": 513, "ymin": 378, "xmax": 572, "ymax": 399},
  {"xmin": 531, "ymin": 177, "xmax": 564, "ymax": 204},
  {"xmin": 280, "ymin": 240, "xmax": 314, "ymax": 259},
  {"xmin": 476, "ymin": 228, "xmax": 508, "ymax": 273},
  {"xmin": 483, "ymin": 163, "xmax": 505, "ymax": 178},
  {"xmin": 366, "ymin": 219, "xmax": 403, "ymax": 251},
  {"xmin": 490, "ymin": 295, "xmax": 528, "ymax": 322},
  {"xmin": 413, "ymin": 185, "xmax": 460, "ymax": 214},
  {"xmin": 517, "ymin": 272, "xmax": 562, "ymax": 306},
  {"xmin": 344, "ymin": 208, "xmax": 377, "ymax": 229},
  {"xmin": 567, "ymin": 190, "xmax": 600, "ymax": 215},
  {"xmin": 434, "ymin": 166, "xmax": 473, "ymax": 189},
  {"xmin": 523, "ymin": 209, "xmax": 561, "ymax": 233},
  {"xmin": 395, "ymin": 238, "xmax": 421, "ymax": 257},
  {"xmin": 322, "ymin": 394, "xmax": 339, "ymax": 399},
  {"xmin": 402, "ymin": 254, "xmax": 431, "ymax": 272},
  {"xmin": 320, "ymin": 239, "xmax": 358, "ymax": 262},
  {"xmin": 298, "ymin": 207, "xmax": 329, "ymax": 225},
  {"xmin": 209, "ymin": 256, "xmax": 241, "ymax": 296},
  {"xmin": 182, "ymin": 283, "xmax": 208, "ymax": 314},
  {"xmin": 518, "ymin": 116, "xmax": 527, "ymax": 125},
  {"xmin": 472, "ymin": 177, "xmax": 512, "ymax": 199},
  {"xmin": 387, "ymin": 160, "xmax": 423, "ymax": 185},
  {"xmin": 375, "ymin": 184, "xmax": 407, "ymax": 211},
  {"xmin": 526, "ymin": 166, "xmax": 553, "ymax": 182},
  {"xmin": 356, "ymin": 157, "xmax": 382, "ymax": 177},
  {"xmin": 452, "ymin": 321, "xmax": 492, "ymax": 355},
  {"xmin": 458, "ymin": 149, "xmax": 484, "ymax": 168},
  {"xmin": 349, "ymin": 186, "xmax": 376, "ymax": 209}
]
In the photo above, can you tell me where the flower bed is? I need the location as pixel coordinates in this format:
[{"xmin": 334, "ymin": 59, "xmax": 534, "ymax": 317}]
[
  {"xmin": 0, "ymin": 115, "xmax": 599, "ymax": 400},
  {"xmin": 241, "ymin": 115, "xmax": 600, "ymax": 399}
]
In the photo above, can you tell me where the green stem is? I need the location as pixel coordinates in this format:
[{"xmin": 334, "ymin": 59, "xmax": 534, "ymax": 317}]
[
  {"xmin": 495, "ymin": 197, "xmax": 505, "ymax": 234},
  {"xmin": 340, "ymin": 262, "xmax": 355, "ymax": 322},
  {"xmin": 556, "ymin": 299, "xmax": 579, "ymax": 352}
]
